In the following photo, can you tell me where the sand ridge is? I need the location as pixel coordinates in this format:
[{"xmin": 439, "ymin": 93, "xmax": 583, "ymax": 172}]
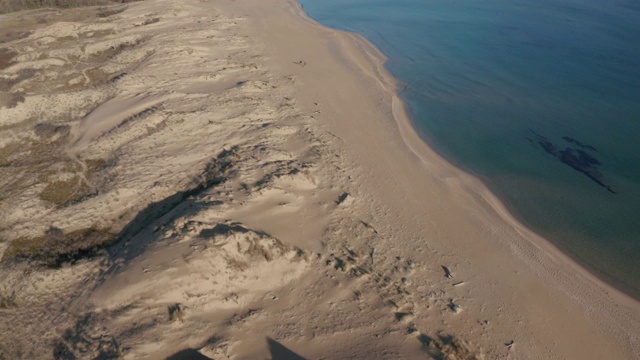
[{"xmin": 0, "ymin": 0, "xmax": 638, "ymax": 359}]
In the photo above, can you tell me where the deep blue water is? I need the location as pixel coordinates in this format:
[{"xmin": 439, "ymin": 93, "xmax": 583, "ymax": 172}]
[{"xmin": 298, "ymin": 0, "xmax": 640, "ymax": 297}]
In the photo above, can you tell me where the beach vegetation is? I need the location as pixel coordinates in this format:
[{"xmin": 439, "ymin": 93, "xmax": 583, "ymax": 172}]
[
  {"xmin": 2, "ymin": 226, "xmax": 113, "ymax": 266},
  {"xmin": 168, "ymin": 303, "xmax": 184, "ymax": 322},
  {"xmin": 0, "ymin": 0, "xmax": 142, "ymax": 14},
  {"xmin": 0, "ymin": 47, "xmax": 17, "ymax": 69},
  {"xmin": 39, "ymin": 175, "xmax": 92, "ymax": 206},
  {"xmin": 0, "ymin": 290, "xmax": 17, "ymax": 308}
]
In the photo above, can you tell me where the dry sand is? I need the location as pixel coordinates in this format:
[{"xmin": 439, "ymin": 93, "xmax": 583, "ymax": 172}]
[{"xmin": 0, "ymin": 0, "xmax": 639, "ymax": 359}]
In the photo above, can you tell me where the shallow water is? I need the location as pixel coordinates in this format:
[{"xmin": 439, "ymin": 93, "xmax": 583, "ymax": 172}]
[{"xmin": 299, "ymin": 0, "xmax": 640, "ymax": 297}]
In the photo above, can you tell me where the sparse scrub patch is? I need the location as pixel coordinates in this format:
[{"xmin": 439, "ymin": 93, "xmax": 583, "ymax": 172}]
[
  {"xmin": 33, "ymin": 122, "xmax": 70, "ymax": 139},
  {"xmin": 0, "ymin": 1, "xmax": 142, "ymax": 15},
  {"xmin": 140, "ymin": 17, "xmax": 159, "ymax": 26},
  {"xmin": 2, "ymin": 226, "xmax": 113, "ymax": 266},
  {"xmin": 96, "ymin": 5, "xmax": 126, "ymax": 18},
  {"xmin": 0, "ymin": 47, "xmax": 17, "ymax": 69},
  {"xmin": 0, "ymin": 91, "xmax": 25, "ymax": 108},
  {"xmin": 0, "ymin": 30, "xmax": 31, "ymax": 44},
  {"xmin": 0, "ymin": 68, "xmax": 37, "ymax": 91},
  {"xmin": 0, "ymin": 141, "xmax": 22, "ymax": 166},
  {"xmin": 168, "ymin": 303, "xmax": 184, "ymax": 322},
  {"xmin": 90, "ymin": 36, "xmax": 147, "ymax": 62},
  {"xmin": 39, "ymin": 175, "xmax": 92, "ymax": 206},
  {"xmin": 85, "ymin": 157, "xmax": 106, "ymax": 173},
  {"xmin": 0, "ymin": 290, "xmax": 16, "ymax": 308},
  {"xmin": 85, "ymin": 67, "xmax": 111, "ymax": 85},
  {"xmin": 418, "ymin": 332, "xmax": 481, "ymax": 360},
  {"xmin": 53, "ymin": 312, "xmax": 122, "ymax": 359}
]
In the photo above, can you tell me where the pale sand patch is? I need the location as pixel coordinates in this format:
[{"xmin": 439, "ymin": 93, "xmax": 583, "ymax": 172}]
[{"xmin": 71, "ymin": 92, "xmax": 166, "ymax": 149}]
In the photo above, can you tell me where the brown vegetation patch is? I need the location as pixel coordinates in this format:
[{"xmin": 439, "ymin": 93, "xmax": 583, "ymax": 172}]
[
  {"xmin": 2, "ymin": 226, "xmax": 113, "ymax": 266},
  {"xmin": 90, "ymin": 36, "xmax": 146, "ymax": 62},
  {"xmin": 168, "ymin": 303, "xmax": 184, "ymax": 322},
  {"xmin": 0, "ymin": 30, "xmax": 31, "ymax": 44},
  {"xmin": 81, "ymin": 29, "xmax": 114, "ymax": 38},
  {"xmin": 39, "ymin": 175, "xmax": 92, "ymax": 206},
  {"xmin": 96, "ymin": 5, "xmax": 126, "ymax": 18},
  {"xmin": 0, "ymin": 91, "xmax": 25, "ymax": 108},
  {"xmin": 138, "ymin": 17, "xmax": 159, "ymax": 26},
  {"xmin": 0, "ymin": 141, "xmax": 22, "ymax": 166},
  {"xmin": 33, "ymin": 122, "xmax": 70, "ymax": 139},
  {"xmin": 85, "ymin": 157, "xmax": 106, "ymax": 173},
  {"xmin": 0, "ymin": 68, "xmax": 37, "ymax": 91},
  {"xmin": 85, "ymin": 66, "xmax": 111, "ymax": 86},
  {"xmin": 0, "ymin": 1, "xmax": 142, "ymax": 15},
  {"xmin": 418, "ymin": 332, "xmax": 481, "ymax": 360},
  {"xmin": 0, "ymin": 47, "xmax": 17, "ymax": 69},
  {"xmin": 0, "ymin": 290, "xmax": 16, "ymax": 308},
  {"xmin": 53, "ymin": 312, "xmax": 122, "ymax": 359}
]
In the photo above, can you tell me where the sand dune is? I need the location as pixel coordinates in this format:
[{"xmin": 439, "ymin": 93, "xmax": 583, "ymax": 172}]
[{"xmin": 0, "ymin": 0, "xmax": 638, "ymax": 359}]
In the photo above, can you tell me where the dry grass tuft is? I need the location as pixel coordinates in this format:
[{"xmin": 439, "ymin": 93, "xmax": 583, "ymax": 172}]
[{"xmin": 168, "ymin": 303, "xmax": 184, "ymax": 322}]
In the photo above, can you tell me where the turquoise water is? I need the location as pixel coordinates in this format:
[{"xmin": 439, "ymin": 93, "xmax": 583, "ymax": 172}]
[{"xmin": 298, "ymin": 0, "xmax": 640, "ymax": 297}]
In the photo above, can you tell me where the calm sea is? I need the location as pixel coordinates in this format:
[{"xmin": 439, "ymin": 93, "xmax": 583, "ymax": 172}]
[{"xmin": 298, "ymin": 0, "xmax": 640, "ymax": 297}]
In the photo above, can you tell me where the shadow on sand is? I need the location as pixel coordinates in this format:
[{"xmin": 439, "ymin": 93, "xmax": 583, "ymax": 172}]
[
  {"xmin": 267, "ymin": 337, "xmax": 306, "ymax": 360},
  {"xmin": 166, "ymin": 349, "xmax": 213, "ymax": 360},
  {"xmin": 164, "ymin": 338, "xmax": 305, "ymax": 360}
]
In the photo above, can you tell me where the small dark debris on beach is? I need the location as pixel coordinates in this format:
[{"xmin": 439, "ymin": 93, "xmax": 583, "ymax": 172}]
[
  {"xmin": 442, "ymin": 265, "xmax": 453, "ymax": 279},
  {"xmin": 360, "ymin": 220, "xmax": 378, "ymax": 234},
  {"xmin": 335, "ymin": 192, "xmax": 349, "ymax": 205}
]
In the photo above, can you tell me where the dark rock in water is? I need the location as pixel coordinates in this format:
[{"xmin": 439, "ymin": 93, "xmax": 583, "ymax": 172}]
[
  {"xmin": 562, "ymin": 136, "xmax": 598, "ymax": 152},
  {"xmin": 527, "ymin": 130, "xmax": 616, "ymax": 194}
]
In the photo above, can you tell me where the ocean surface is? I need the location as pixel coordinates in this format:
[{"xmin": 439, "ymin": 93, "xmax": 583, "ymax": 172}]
[{"xmin": 298, "ymin": 0, "xmax": 640, "ymax": 297}]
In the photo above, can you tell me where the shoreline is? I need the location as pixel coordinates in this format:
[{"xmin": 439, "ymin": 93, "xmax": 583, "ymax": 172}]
[
  {"xmin": 405, "ymin": 96, "xmax": 640, "ymax": 301},
  {"xmin": 284, "ymin": 0, "xmax": 640, "ymax": 354},
  {"xmin": 295, "ymin": 0, "xmax": 640, "ymax": 301},
  {"xmin": 287, "ymin": 0, "xmax": 640, "ymax": 308}
]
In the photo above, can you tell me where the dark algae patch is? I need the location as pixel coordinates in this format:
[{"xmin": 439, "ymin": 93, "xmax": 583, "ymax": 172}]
[
  {"xmin": 528, "ymin": 130, "xmax": 615, "ymax": 194},
  {"xmin": 562, "ymin": 136, "xmax": 598, "ymax": 152}
]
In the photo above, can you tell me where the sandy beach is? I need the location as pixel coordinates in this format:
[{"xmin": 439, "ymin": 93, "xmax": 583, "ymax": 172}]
[{"xmin": 1, "ymin": 0, "xmax": 639, "ymax": 358}]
